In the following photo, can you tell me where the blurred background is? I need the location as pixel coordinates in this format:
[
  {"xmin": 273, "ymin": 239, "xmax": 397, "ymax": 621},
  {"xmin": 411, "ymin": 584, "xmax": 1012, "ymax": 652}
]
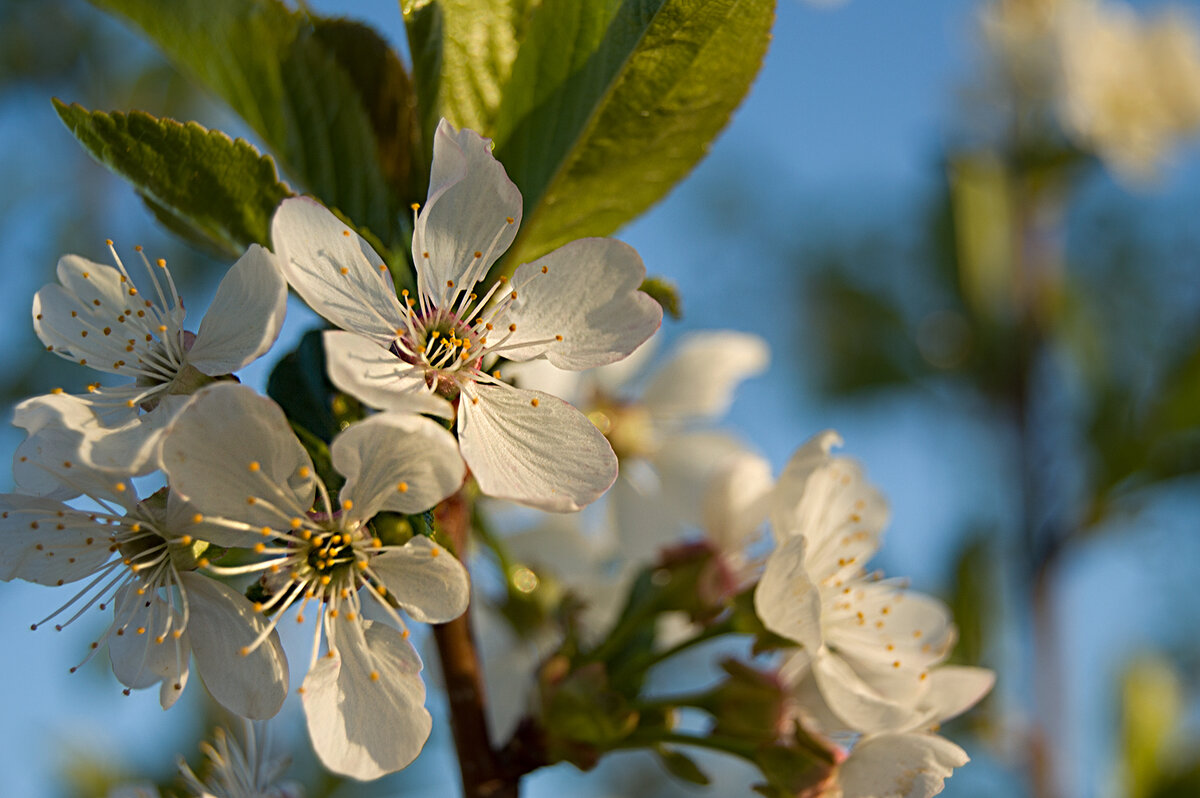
[{"xmin": 1, "ymin": 0, "xmax": 1199, "ymax": 796}]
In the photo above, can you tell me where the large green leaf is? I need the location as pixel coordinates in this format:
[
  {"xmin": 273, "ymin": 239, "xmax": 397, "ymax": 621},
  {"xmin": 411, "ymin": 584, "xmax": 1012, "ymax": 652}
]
[
  {"xmin": 401, "ymin": 0, "xmax": 540, "ymax": 150},
  {"xmin": 492, "ymin": 0, "xmax": 775, "ymax": 268},
  {"xmin": 88, "ymin": 0, "xmax": 414, "ymax": 244},
  {"xmin": 54, "ymin": 100, "xmax": 291, "ymax": 258}
]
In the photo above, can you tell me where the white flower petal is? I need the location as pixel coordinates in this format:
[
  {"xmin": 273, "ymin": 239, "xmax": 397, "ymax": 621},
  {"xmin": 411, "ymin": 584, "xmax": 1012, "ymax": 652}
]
[
  {"xmin": 34, "ymin": 255, "xmax": 155, "ymax": 373},
  {"xmin": 187, "ymin": 244, "xmax": 287, "ymax": 375},
  {"xmin": 653, "ymin": 432, "xmax": 751, "ymax": 527},
  {"xmin": 161, "ymin": 384, "xmax": 315, "ymax": 528},
  {"xmin": 838, "ymin": 732, "xmax": 968, "ymax": 798},
  {"xmin": 333, "ymin": 413, "xmax": 464, "ymax": 521},
  {"xmin": 702, "ymin": 450, "xmax": 773, "ymax": 556},
  {"xmin": 271, "ymin": 197, "xmax": 405, "ymax": 344},
  {"xmin": 458, "ymin": 383, "xmax": 617, "ymax": 512},
  {"xmin": 302, "ymin": 618, "xmax": 431, "ymax": 780},
  {"xmin": 919, "ymin": 666, "xmax": 995, "ymax": 727},
  {"xmin": 0, "ymin": 495, "xmax": 115, "ymax": 585},
  {"xmin": 12, "ymin": 392, "xmax": 182, "ymax": 498},
  {"xmin": 827, "ymin": 585, "xmax": 956, "ymax": 678},
  {"xmin": 368, "ymin": 536, "xmax": 470, "ymax": 624},
  {"xmin": 323, "ymin": 331, "xmax": 453, "ymax": 418},
  {"xmin": 771, "ymin": 432, "xmax": 889, "ymax": 582},
  {"xmin": 641, "ymin": 331, "xmax": 769, "ymax": 422},
  {"xmin": 610, "ymin": 467, "xmax": 686, "ymax": 563},
  {"xmin": 108, "ymin": 586, "xmax": 191, "ymax": 709},
  {"xmin": 493, "ymin": 238, "xmax": 662, "ymax": 370},
  {"xmin": 178, "ymin": 571, "xmax": 289, "ymax": 719},
  {"xmin": 812, "ymin": 647, "xmax": 923, "ymax": 734},
  {"xmin": 755, "ymin": 535, "xmax": 823, "ymax": 651},
  {"xmin": 413, "ymin": 121, "xmax": 521, "ymax": 307}
]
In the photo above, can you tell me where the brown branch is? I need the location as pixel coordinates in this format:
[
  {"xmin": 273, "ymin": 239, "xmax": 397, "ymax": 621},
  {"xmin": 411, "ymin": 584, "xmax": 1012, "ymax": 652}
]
[{"xmin": 432, "ymin": 492, "xmax": 521, "ymax": 798}]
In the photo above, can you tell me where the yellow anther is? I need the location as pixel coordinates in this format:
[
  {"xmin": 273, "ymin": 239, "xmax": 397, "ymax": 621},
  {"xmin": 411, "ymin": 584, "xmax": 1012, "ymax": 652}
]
[
  {"xmin": 51, "ymin": 387, "xmax": 63, "ymax": 395},
  {"xmin": 248, "ymin": 461, "xmax": 260, "ymax": 472},
  {"xmin": 474, "ymin": 250, "xmax": 483, "ymax": 258},
  {"xmin": 397, "ymin": 481, "xmax": 409, "ymax": 493},
  {"xmin": 180, "ymin": 535, "xmax": 194, "ymax": 546},
  {"xmin": 369, "ymin": 670, "xmax": 380, "ymax": 681},
  {"xmin": 340, "ymin": 267, "xmax": 349, "ymax": 275},
  {"xmin": 191, "ymin": 513, "xmax": 203, "ymax": 524},
  {"xmin": 555, "ymin": 334, "xmax": 563, "ymax": 342},
  {"xmin": 136, "ymin": 627, "xmax": 146, "ymax": 635},
  {"xmin": 156, "ymin": 258, "xmax": 166, "ymax": 268},
  {"xmin": 530, "ymin": 398, "xmax": 540, "ymax": 407},
  {"xmin": 291, "ymin": 517, "xmax": 303, "ymax": 529},
  {"xmin": 240, "ymin": 646, "xmax": 251, "ymax": 657},
  {"xmin": 298, "ymin": 466, "xmax": 311, "ymax": 479},
  {"xmin": 341, "ymin": 499, "xmax": 353, "ymax": 511},
  {"xmin": 105, "ymin": 238, "xmax": 113, "ymax": 246},
  {"xmin": 247, "ymin": 497, "xmax": 257, "ymax": 505},
  {"xmin": 114, "ymin": 482, "xmax": 126, "ymax": 493},
  {"xmin": 505, "ymin": 216, "xmax": 514, "ymax": 224},
  {"xmin": 510, "ymin": 290, "xmax": 518, "ymax": 300},
  {"xmin": 261, "ymin": 526, "xmax": 272, "ymax": 536},
  {"xmin": 254, "ymin": 543, "xmax": 266, "ymax": 554},
  {"xmin": 541, "ymin": 265, "xmax": 548, "ymax": 274}
]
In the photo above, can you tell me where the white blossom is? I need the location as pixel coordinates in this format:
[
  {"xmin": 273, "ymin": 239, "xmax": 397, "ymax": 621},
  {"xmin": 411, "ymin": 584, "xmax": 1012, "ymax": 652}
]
[
  {"xmin": 160, "ymin": 383, "xmax": 469, "ymax": 779},
  {"xmin": 24, "ymin": 243, "xmax": 285, "ymax": 480},
  {"xmin": 511, "ymin": 330, "xmax": 769, "ymax": 561},
  {"xmin": 0, "ymin": 445, "xmax": 288, "ymax": 717},
  {"xmin": 755, "ymin": 432, "xmax": 956, "ymax": 735},
  {"xmin": 270, "ymin": 119, "xmax": 661, "ymax": 512}
]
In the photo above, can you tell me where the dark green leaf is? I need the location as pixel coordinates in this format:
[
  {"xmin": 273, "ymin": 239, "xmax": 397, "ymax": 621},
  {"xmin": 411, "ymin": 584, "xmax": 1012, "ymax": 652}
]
[
  {"xmin": 54, "ymin": 100, "xmax": 291, "ymax": 258},
  {"xmin": 266, "ymin": 328, "xmax": 339, "ymax": 442},
  {"xmin": 654, "ymin": 746, "xmax": 710, "ymax": 785},
  {"xmin": 311, "ymin": 18, "xmax": 421, "ymax": 203},
  {"xmin": 492, "ymin": 0, "xmax": 775, "ymax": 267},
  {"xmin": 640, "ymin": 277, "xmax": 681, "ymax": 320},
  {"xmin": 88, "ymin": 0, "xmax": 413, "ymax": 244}
]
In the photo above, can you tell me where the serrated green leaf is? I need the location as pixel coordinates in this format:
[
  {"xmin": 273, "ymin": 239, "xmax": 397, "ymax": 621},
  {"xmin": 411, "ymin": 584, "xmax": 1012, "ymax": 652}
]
[
  {"xmin": 88, "ymin": 0, "xmax": 412, "ymax": 244},
  {"xmin": 655, "ymin": 746, "xmax": 710, "ymax": 785},
  {"xmin": 54, "ymin": 100, "xmax": 291, "ymax": 258},
  {"xmin": 492, "ymin": 0, "xmax": 775, "ymax": 269},
  {"xmin": 402, "ymin": 0, "xmax": 541, "ymax": 149}
]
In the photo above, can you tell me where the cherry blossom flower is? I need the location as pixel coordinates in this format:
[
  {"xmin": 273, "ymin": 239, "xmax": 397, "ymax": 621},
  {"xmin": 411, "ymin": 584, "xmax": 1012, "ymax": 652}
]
[
  {"xmin": 0, "ymin": 442, "xmax": 288, "ymax": 717},
  {"xmin": 110, "ymin": 722, "xmax": 302, "ymax": 798},
  {"xmin": 755, "ymin": 432, "xmax": 957, "ymax": 734},
  {"xmin": 24, "ymin": 242, "xmax": 285, "ymax": 479},
  {"xmin": 178, "ymin": 723, "xmax": 303, "ymax": 798},
  {"xmin": 160, "ymin": 383, "xmax": 469, "ymax": 779},
  {"xmin": 270, "ymin": 119, "xmax": 661, "ymax": 512},
  {"xmin": 786, "ymin": 657, "xmax": 995, "ymax": 798},
  {"xmin": 511, "ymin": 330, "xmax": 769, "ymax": 561}
]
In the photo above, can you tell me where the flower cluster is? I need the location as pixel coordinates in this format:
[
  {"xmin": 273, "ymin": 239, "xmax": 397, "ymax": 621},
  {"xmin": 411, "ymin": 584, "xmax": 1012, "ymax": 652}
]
[
  {"xmin": 2, "ymin": 119, "xmax": 659, "ymax": 780},
  {"xmin": 2, "ymin": 117, "xmax": 990, "ymax": 797}
]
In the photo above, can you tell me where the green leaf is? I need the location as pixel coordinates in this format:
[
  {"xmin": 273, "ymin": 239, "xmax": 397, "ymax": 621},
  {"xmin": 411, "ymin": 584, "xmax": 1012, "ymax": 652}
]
[
  {"xmin": 54, "ymin": 100, "xmax": 291, "ymax": 258},
  {"xmin": 654, "ymin": 746, "xmax": 710, "ymax": 785},
  {"xmin": 311, "ymin": 17, "xmax": 421, "ymax": 202},
  {"xmin": 266, "ymin": 328, "xmax": 339, "ymax": 443},
  {"xmin": 640, "ymin": 277, "xmax": 682, "ymax": 320},
  {"xmin": 88, "ymin": 0, "xmax": 413, "ymax": 244},
  {"xmin": 492, "ymin": 0, "xmax": 775, "ymax": 268},
  {"xmin": 402, "ymin": 0, "xmax": 541, "ymax": 148}
]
